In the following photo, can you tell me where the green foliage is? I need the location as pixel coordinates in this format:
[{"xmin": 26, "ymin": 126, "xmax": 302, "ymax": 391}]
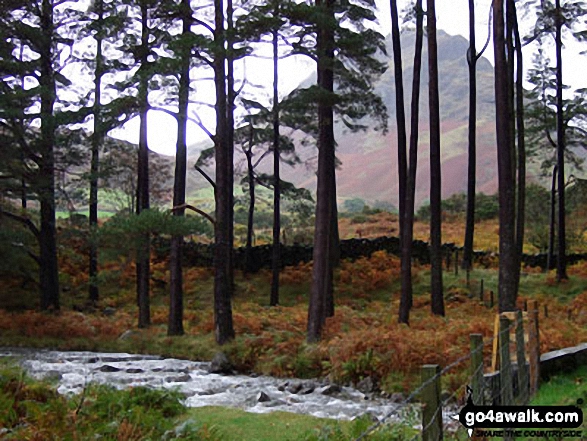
[
  {"xmin": 0, "ymin": 362, "xmax": 217, "ymax": 440},
  {"xmin": 100, "ymin": 209, "xmax": 212, "ymax": 250},
  {"xmin": 416, "ymin": 193, "xmax": 498, "ymax": 221},
  {"xmin": 343, "ymin": 198, "xmax": 367, "ymax": 213},
  {"xmin": 525, "ymin": 184, "xmax": 551, "ymax": 252}
]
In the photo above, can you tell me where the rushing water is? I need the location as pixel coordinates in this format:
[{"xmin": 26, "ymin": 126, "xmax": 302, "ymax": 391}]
[{"xmin": 0, "ymin": 348, "xmax": 403, "ymax": 422}]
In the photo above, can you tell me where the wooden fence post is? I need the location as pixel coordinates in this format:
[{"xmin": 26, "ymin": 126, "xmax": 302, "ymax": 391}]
[
  {"xmin": 470, "ymin": 334, "xmax": 484, "ymax": 405},
  {"xmin": 515, "ymin": 310, "xmax": 529, "ymax": 404},
  {"xmin": 499, "ymin": 316, "xmax": 514, "ymax": 406},
  {"xmin": 527, "ymin": 300, "xmax": 540, "ymax": 395},
  {"xmin": 421, "ymin": 364, "xmax": 443, "ymax": 441}
]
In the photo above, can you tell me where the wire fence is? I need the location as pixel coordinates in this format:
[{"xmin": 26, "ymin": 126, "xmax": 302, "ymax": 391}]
[{"xmin": 354, "ymin": 300, "xmax": 541, "ymax": 441}]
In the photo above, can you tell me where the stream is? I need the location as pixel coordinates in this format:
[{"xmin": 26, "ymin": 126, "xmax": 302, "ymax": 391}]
[{"xmin": 0, "ymin": 348, "xmax": 405, "ymax": 422}]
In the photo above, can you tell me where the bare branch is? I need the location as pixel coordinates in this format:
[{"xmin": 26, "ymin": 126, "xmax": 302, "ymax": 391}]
[
  {"xmin": 476, "ymin": 2, "xmax": 493, "ymax": 60},
  {"xmin": 171, "ymin": 204, "xmax": 215, "ymax": 225},
  {"xmin": 0, "ymin": 208, "xmax": 40, "ymax": 239},
  {"xmin": 188, "ymin": 110, "xmax": 215, "ymax": 140},
  {"xmin": 194, "ymin": 165, "xmax": 216, "ymax": 190}
]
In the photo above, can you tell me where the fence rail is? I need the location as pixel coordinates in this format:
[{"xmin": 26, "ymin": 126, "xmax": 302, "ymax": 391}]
[{"xmin": 354, "ymin": 301, "xmax": 542, "ymax": 440}]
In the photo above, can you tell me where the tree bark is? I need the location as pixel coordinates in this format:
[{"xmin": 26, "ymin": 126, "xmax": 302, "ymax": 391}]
[
  {"xmin": 89, "ymin": 0, "xmax": 104, "ymax": 305},
  {"xmin": 547, "ymin": 165, "xmax": 557, "ymax": 272},
  {"xmin": 555, "ymin": 0, "xmax": 567, "ymax": 281},
  {"xmin": 245, "ymin": 141, "xmax": 255, "ymax": 274},
  {"xmin": 462, "ymin": 0, "xmax": 477, "ymax": 272},
  {"xmin": 427, "ymin": 0, "xmax": 444, "ymax": 316},
  {"xmin": 213, "ymin": 0, "xmax": 235, "ymax": 345},
  {"xmin": 399, "ymin": 0, "xmax": 424, "ymax": 325},
  {"xmin": 39, "ymin": 0, "xmax": 59, "ymax": 311},
  {"xmin": 168, "ymin": 0, "xmax": 192, "ymax": 336},
  {"xmin": 494, "ymin": 0, "xmax": 517, "ymax": 312},
  {"xmin": 136, "ymin": 0, "xmax": 151, "ymax": 328},
  {"xmin": 512, "ymin": 0, "xmax": 525, "ymax": 296},
  {"xmin": 226, "ymin": 0, "xmax": 236, "ymax": 292},
  {"xmin": 390, "ymin": 0, "xmax": 407, "ymax": 247},
  {"xmin": 308, "ymin": 0, "xmax": 335, "ymax": 343},
  {"xmin": 270, "ymin": 20, "xmax": 281, "ymax": 306}
]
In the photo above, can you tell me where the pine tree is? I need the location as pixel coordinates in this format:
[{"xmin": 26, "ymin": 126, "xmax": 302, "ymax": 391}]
[
  {"xmin": 0, "ymin": 0, "xmax": 89, "ymax": 310},
  {"xmin": 295, "ymin": 0, "xmax": 387, "ymax": 342}
]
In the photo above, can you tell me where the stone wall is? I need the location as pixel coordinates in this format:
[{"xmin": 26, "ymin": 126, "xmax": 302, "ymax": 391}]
[{"xmin": 152, "ymin": 236, "xmax": 586, "ymax": 272}]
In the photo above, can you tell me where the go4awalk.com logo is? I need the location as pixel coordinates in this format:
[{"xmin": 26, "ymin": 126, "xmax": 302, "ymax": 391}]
[{"xmin": 452, "ymin": 388, "xmax": 584, "ymax": 438}]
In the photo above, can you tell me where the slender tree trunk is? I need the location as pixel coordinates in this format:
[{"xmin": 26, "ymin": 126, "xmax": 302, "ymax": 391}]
[
  {"xmin": 39, "ymin": 0, "xmax": 59, "ymax": 311},
  {"xmin": 427, "ymin": 0, "xmax": 444, "ymax": 316},
  {"xmin": 89, "ymin": 0, "xmax": 104, "ymax": 305},
  {"xmin": 213, "ymin": 0, "xmax": 235, "ymax": 345},
  {"xmin": 547, "ymin": 164, "xmax": 557, "ymax": 272},
  {"xmin": 245, "ymin": 145, "xmax": 255, "ymax": 274},
  {"xmin": 168, "ymin": 0, "xmax": 191, "ymax": 336},
  {"xmin": 462, "ymin": 0, "xmax": 477, "ymax": 272},
  {"xmin": 512, "ymin": 1, "xmax": 525, "ymax": 296},
  {"xmin": 390, "ymin": 0, "xmax": 407, "ymax": 246},
  {"xmin": 270, "ymin": 20, "xmax": 281, "ymax": 306},
  {"xmin": 226, "ymin": 0, "xmax": 236, "ymax": 292},
  {"xmin": 19, "ymin": 46, "xmax": 27, "ymax": 210},
  {"xmin": 308, "ymin": 0, "xmax": 335, "ymax": 343},
  {"xmin": 494, "ymin": 0, "xmax": 517, "ymax": 313},
  {"xmin": 555, "ymin": 0, "xmax": 567, "ymax": 281},
  {"xmin": 399, "ymin": 0, "xmax": 423, "ymax": 325},
  {"xmin": 136, "ymin": 0, "xmax": 151, "ymax": 328}
]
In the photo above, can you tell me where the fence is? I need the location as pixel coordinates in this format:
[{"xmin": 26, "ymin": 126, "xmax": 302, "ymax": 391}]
[{"xmin": 354, "ymin": 300, "xmax": 542, "ymax": 441}]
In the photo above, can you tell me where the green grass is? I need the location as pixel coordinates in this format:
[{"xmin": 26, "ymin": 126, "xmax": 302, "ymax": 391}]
[
  {"xmin": 514, "ymin": 365, "xmax": 587, "ymax": 440},
  {"xmin": 55, "ymin": 210, "xmax": 116, "ymax": 219}
]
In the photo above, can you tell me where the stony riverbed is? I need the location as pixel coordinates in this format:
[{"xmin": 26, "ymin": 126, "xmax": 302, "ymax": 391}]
[{"xmin": 0, "ymin": 348, "xmax": 406, "ymax": 422}]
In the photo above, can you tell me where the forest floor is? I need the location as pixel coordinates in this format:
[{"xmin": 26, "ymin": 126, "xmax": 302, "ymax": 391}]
[{"xmin": 1, "ymin": 215, "xmax": 587, "ymax": 439}]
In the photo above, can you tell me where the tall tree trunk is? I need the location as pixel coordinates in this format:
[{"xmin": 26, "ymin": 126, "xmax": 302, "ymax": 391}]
[
  {"xmin": 512, "ymin": 0, "xmax": 526, "ymax": 297},
  {"xmin": 325, "ymin": 170, "xmax": 337, "ymax": 318},
  {"xmin": 136, "ymin": 0, "xmax": 151, "ymax": 328},
  {"xmin": 213, "ymin": 0, "xmax": 235, "ymax": 345},
  {"xmin": 462, "ymin": 0, "xmax": 477, "ymax": 272},
  {"xmin": 89, "ymin": 0, "xmax": 104, "ymax": 305},
  {"xmin": 168, "ymin": 0, "xmax": 191, "ymax": 336},
  {"xmin": 245, "ymin": 143, "xmax": 255, "ymax": 274},
  {"xmin": 226, "ymin": 0, "xmax": 235, "ymax": 292},
  {"xmin": 390, "ymin": 0, "xmax": 407, "ymax": 248},
  {"xmin": 493, "ymin": 0, "xmax": 517, "ymax": 313},
  {"xmin": 427, "ymin": 0, "xmax": 444, "ymax": 316},
  {"xmin": 399, "ymin": 0, "xmax": 424, "ymax": 325},
  {"xmin": 19, "ymin": 46, "xmax": 27, "ymax": 210},
  {"xmin": 308, "ymin": 0, "xmax": 335, "ymax": 343},
  {"xmin": 39, "ymin": 0, "xmax": 59, "ymax": 311},
  {"xmin": 270, "ymin": 20, "xmax": 281, "ymax": 307},
  {"xmin": 555, "ymin": 0, "xmax": 567, "ymax": 281},
  {"xmin": 547, "ymin": 164, "xmax": 557, "ymax": 272}
]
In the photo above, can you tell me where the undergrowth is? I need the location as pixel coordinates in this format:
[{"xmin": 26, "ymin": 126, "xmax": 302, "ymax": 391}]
[{"xmin": 0, "ymin": 362, "xmax": 219, "ymax": 440}]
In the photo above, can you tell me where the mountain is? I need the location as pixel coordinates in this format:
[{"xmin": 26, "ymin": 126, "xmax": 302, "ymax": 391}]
[
  {"xmin": 184, "ymin": 30, "xmax": 500, "ymax": 210},
  {"xmin": 294, "ymin": 29, "xmax": 499, "ymax": 209}
]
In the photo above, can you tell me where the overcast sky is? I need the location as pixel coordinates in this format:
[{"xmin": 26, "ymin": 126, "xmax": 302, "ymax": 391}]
[{"xmin": 112, "ymin": 0, "xmax": 587, "ymax": 156}]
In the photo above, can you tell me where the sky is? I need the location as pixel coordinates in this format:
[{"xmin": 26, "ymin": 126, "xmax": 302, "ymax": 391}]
[{"xmin": 111, "ymin": 0, "xmax": 587, "ymax": 156}]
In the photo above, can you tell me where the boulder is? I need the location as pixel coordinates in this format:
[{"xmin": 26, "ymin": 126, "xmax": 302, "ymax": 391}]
[
  {"xmin": 320, "ymin": 384, "xmax": 342, "ymax": 396},
  {"xmin": 356, "ymin": 376, "xmax": 375, "ymax": 394},
  {"xmin": 209, "ymin": 352, "xmax": 232, "ymax": 374},
  {"xmin": 286, "ymin": 382, "xmax": 303, "ymax": 394},
  {"xmin": 98, "ymin": 365, "xmax": 121, "ymax": 373},
  {"xmin": 165, "ymin": 374, "xmax": 191, "ymax": 383},
  {"xmin": 256, "ymin": 391, "xmax": 271, "ymax": 403}
]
